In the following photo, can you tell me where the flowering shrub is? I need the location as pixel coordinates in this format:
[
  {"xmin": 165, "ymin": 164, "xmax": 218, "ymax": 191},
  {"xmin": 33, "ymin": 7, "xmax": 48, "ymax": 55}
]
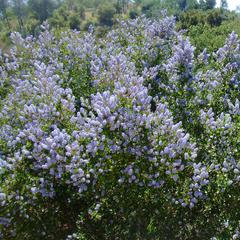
[{"xmin": 0, "ymin": 13, "xmax": 239, "ymax": 239}]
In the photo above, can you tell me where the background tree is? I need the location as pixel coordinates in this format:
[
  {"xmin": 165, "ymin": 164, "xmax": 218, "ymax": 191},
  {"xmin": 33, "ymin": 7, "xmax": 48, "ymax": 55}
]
[
  {"xmin": 162, "ymin": 0, "xmax": 181, "ymax": 13},
  {"xmin": 237, "ymin": 5, "xmax": 240, "ymax": 14},
  {"xmin": 199, "ymin": 0, "xmax": 216, "ymax": 10},
  {"xmin": 220, "ymin": 0, "xmax": 228, "ymax": 10},
  {"xmin": 178, "ymin": 0, "xmax": 187, "ymax": 11},
  {"xmin": 206, "ymin": 9, "xmax": 223, "ymax": 26},
  {"xmin": 28, "ymin": 0, "xmax": 58, "ymax": 22},
  {"xmin": 205, "ymin": 0, "xmax": 216, "ymax": 9},
  {"xmin": 0, "ymin": 0, "xmax": 10, "ymax": 29},
  {"xmin": 129, "ymin": 8, "xmax": 138, "ymax": 19},
  {"xmin": 79, "ymin": 5, "xmax": 85, "ymax": 20},
  {"xmin": 186, "ymin": 0, "xmax": 199, "ymax": 9},
  {"xmin": 98, "ymin": 3, "xmax": 116, "ymax": 27},
  {"xmin": 69, "ymin": 13, "xmax": 80, "ymax": 30},
  {"xmin": 141, "ymin": 1, "xmax": 155, "ymax": 17},
  {"xmin": 135, "ymin": 0, "xmax": 142, "ymax": 6},
  {"xmin": 12, "ymin": 0, "xmax": 25, "ymax": 31}
]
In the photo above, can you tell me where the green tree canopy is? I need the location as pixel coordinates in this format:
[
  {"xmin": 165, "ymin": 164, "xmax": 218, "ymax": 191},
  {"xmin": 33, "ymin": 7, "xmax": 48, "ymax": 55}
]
[{"xmin": 28, "ymin": 0, "xmax": 58, "ymax": 22}]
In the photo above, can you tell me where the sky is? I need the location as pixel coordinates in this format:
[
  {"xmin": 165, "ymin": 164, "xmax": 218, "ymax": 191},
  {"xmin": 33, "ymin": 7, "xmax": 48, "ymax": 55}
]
[{"xmin": 216, "ymin": 0, "xmax": 239, "ymax": 10}]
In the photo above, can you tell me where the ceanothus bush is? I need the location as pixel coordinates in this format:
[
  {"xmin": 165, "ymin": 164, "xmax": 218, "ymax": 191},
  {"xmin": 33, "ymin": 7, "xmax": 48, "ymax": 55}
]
[{"xmin": 0, "ymin": 13, "xmax": 239, "ymax": 239}]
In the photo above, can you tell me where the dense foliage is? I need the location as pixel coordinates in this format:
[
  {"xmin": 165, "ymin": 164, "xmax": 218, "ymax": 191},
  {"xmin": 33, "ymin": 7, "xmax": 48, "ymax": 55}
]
[
  {"xmin": 0, "ymin": 13, "xmax": 240, "ymax": 239},
  {"xmin": 178, "ymin": 9, "xmax": 240, "ymax": 54}
]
